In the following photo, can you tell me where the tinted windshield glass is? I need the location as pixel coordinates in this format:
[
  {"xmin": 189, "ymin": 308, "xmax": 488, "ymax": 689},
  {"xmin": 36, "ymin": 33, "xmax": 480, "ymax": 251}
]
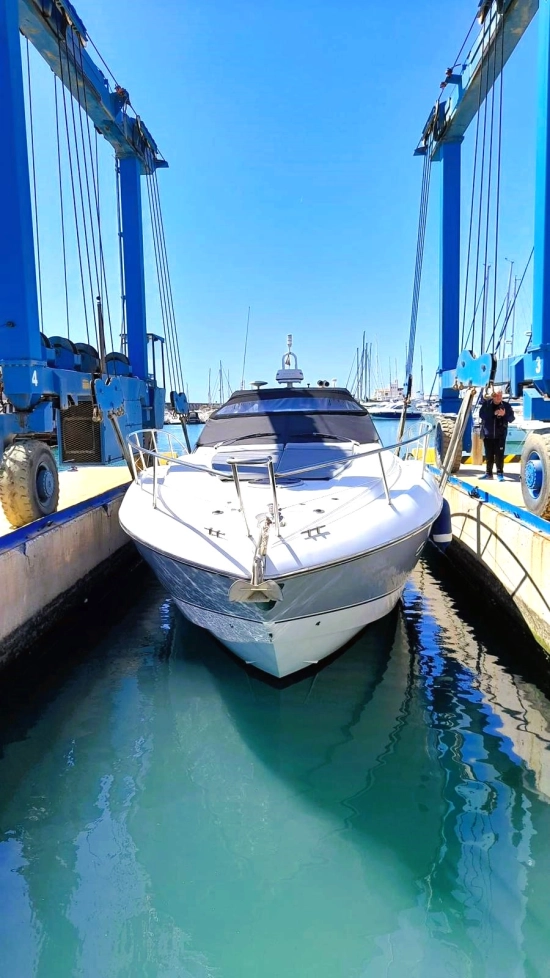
[
  {"xmin": 197, "ymin": 388, "xmax": 380, "ymax": 448},
  {"xmin": 215, "ymin": 396, "xmax": 364, "ymax": 416}
]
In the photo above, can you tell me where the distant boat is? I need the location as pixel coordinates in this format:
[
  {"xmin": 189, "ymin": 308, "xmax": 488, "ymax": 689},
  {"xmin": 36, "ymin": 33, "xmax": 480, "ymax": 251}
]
[
  {"xmin": 186, "ymin": 410, "xmax": 201, "ymax": 424},
  {"xmin": 365, "ymin": 400, "xmax": 423, "ymax": 421}
]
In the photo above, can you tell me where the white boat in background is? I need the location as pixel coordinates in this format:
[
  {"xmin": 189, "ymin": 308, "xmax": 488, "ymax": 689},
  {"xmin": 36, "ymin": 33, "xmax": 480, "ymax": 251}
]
[
  {"xmin": 366, "ymin": 399, "xmax": 424, "ymax": 421},
  {"xmin": 120, "ymin": 338, "xmax": 443, "ymax": 678}
]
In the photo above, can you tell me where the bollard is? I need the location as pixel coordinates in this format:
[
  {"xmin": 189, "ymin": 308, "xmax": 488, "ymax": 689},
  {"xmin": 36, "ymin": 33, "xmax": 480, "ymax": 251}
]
[{"xmin": 471, "ymin": 427, "xmax": 484, "ymax": 466}]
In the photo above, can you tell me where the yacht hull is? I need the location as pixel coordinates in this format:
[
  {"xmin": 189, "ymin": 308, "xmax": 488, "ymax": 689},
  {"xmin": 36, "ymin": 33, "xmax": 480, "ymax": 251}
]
[
  {"xmin": 135, "ymin": 521, "xmax": 430, "ymax": 677},
  {"xmin": 175, "ymin": 589, "xmax": 402, "ymax": 676}
]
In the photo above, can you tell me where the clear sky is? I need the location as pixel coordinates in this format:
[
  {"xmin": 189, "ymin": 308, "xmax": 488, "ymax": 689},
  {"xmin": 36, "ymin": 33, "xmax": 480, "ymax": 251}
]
[{"xmin": 23, "ymin": 0, "xmax": 539, "ymax": 401}]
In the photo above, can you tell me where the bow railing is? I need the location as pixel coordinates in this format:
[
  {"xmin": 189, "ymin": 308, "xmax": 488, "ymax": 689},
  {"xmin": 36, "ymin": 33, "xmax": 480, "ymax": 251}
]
[{"xmin": 127, "ymin": 421, "xmax": 434, "ymax": 537}]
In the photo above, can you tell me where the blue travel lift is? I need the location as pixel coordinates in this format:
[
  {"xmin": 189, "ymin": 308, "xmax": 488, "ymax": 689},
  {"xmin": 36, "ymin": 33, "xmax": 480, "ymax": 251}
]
[
  {"xmin": 415, "ymin": 0, "xmax": 550, "ymax": 518},
  {"xmin": 0, "ymin": 0, "xmax": 187, "ymax": 527}
]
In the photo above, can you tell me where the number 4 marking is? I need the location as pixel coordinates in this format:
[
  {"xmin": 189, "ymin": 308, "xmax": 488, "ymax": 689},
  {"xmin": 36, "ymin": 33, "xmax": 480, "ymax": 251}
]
[{"xmin": 31, "ymin": 370, "xmax": 38, "ymax": 386}]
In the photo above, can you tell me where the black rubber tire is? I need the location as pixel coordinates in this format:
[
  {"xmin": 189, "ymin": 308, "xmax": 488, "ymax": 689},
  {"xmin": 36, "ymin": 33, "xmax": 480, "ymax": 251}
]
[
  {"xmin": 0, "ymin": 441, "xmax": 60, "ymax": 528},
  {"xmin": 520, "ymin": 431, "xmax": 550, "ymax": 519},
  {"xmin": 435, "ymin": 414, "xmax": 462, "ymax": 473}
]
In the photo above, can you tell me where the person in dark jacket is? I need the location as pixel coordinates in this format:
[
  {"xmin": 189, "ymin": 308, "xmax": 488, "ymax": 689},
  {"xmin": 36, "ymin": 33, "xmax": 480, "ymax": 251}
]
[{"xmin": 478, "ymin": 389, "xmax": 515, "ymax": 481}]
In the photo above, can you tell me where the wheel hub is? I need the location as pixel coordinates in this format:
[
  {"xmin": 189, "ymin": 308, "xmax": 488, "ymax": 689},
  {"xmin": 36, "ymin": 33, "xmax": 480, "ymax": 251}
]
[
  {"xmin": 525, "ymin": 454, "xmax": 543, "ymax": 496},
  {"xmin": 36, "ymin": 464, "xmax": 55, "ymax": 503}
]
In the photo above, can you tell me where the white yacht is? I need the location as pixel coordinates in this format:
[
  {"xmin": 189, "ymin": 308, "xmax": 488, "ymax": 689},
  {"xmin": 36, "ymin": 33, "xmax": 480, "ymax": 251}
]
[{"xmin": 120, "ymin": 339, "xmax": 443, "ymax": 678}]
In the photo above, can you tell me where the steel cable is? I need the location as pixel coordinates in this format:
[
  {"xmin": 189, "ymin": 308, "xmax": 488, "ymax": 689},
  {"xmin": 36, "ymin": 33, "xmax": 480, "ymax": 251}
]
[
  {"xmin": 471, "ymin": 20, "xmax": 491, "ymax": 354},
  {"xmin": 57, "ymin": 36, "xmax": 91, "ymax": 344},
  {"xmin": 461, "ymin": 22, "xmax": 488, "ymax": 351},
  {"xmin": 491, "ymin": 20, "xmax": 505, "ymax": 354},
  {"xmin": 149, "ymin": 172, "xmax": 184, "ymax": 391},
  {"xmin": 76, "ymin": 41, "xmax": 117, "ymax": 365},
  {"xmin": 405, "ymin": 139, "xmax": 432, "ymax": 390},
  {"xmin": 151, "ymin": 172, "xmax": 185, "ymax": 390},
  {"xmin": 146, "ymin": 173, "xmax": 176, "ymax": 388},
  {"xmin": 145, "ymin": 171, "xmax": 176, "ymax": 389},
  {"xmin": 53, "ymin": 75, "xmax": 70, "ymax": 340},
  {"xmin": 494, "ymin": 248, "xmax": 533, "ymax": 355},
  {"xmin": 145, "ymin": 172, "xmax": 178, "ymax": 393},
  {"xmin": 480, "ymin": 18, "xmax": 499, "ymax": 354},
  {"xmin": 115, "ymin": 162, "xmax": 127, "ymax": 352},
  {"xmin": 63, "ymin": 38, "xmax": 99, "ymax": 350},
  {"xmin": 72, "ymin": 54, "xmax": 104, "ymax": 344}
]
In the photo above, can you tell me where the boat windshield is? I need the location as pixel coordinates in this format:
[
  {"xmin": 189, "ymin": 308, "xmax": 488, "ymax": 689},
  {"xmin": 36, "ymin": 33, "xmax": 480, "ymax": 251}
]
[
  {"xmin": 215, "ymin": 396, "xmax": 364, "ymax": 416},
  {"xmin": 197, "ymin": 388, "xmax": 380, "ymax": 448}
]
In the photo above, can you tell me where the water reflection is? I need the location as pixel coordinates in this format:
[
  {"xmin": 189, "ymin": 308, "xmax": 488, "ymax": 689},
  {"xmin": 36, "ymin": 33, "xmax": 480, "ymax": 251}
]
[{"xmin": 0, "ymin": 560, "xmax": 550, "ymax": 976}]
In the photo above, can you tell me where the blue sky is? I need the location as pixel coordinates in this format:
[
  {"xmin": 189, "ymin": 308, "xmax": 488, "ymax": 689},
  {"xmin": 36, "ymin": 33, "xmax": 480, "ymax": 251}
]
[{"xmin": 23, "ymin": 0, "xmax": 539, "ymax": 400}]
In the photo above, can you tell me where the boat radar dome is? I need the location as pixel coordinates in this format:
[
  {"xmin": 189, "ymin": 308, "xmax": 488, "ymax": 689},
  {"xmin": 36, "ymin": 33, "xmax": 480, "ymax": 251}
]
[
  {"xmin": 250, "ymin": 381, "xmax": 268, "ymax": 389},
  {"xmin": 276, "ymin": 334, "xmax": 304, "ymax": 387}
]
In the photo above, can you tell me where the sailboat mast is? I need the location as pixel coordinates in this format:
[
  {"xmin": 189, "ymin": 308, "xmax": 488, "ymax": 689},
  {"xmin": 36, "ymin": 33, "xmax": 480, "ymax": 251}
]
[
  {"xmin": 367, "ymin": 343, "xmax": 372, "ymax": 399},
  {"xmin": 362, "ymin": 332, "xmax": 367, "ymax": 401},
  {"xmin": 240, "ymin": 306, "xmax": 251, "ymax": 390}
]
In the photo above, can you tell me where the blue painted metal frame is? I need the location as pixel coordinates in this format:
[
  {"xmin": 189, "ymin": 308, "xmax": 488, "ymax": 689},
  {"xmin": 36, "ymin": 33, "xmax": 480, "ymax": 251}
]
[
  {"xmin": 119, "ymin": 157, "xmax": 148, "ymax": 382},
  {"xmin": 0, "ymin": 0, "xmax": 172, "ymax": 461},
  {"xmin": 0, "ymin": 0, "xmax": 42, "ymax": 362},
  {"xmin": 416, "ymin": 0, "xmax": 550, "ymax": 423},
  {"xmin": 531, "ymin": 0, "xmax": 550, "ymax": 399},
  {"xmin": 18, "ymin": 0, "xmax": 167, "ymax": 171},
  {"xmin": 454, "ymin": 350, "xmax": 495, "ymax": 388},
  {"xmin": 417, "ymin": 1, "xmax": 539, "ymax": 155}
]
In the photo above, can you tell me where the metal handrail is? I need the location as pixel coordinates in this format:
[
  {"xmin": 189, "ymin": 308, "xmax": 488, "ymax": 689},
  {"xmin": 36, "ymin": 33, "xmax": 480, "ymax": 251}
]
[
  {"xmin": 126, "ymin": 424, "xmax": 434, "ymax": 527},
  {"xmin": 128, "ymin": 423, "xmax": 432, "ymax": 479}
]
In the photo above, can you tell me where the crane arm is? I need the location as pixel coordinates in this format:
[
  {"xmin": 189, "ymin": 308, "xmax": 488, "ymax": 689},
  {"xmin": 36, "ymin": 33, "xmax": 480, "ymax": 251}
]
[
  {"xmin": 18, "ymin": 0, "xmax": 167, "ymax": 173},
  {"xmin": 416, "ymin": 0, "xmax": 538, "ymax": 158}
]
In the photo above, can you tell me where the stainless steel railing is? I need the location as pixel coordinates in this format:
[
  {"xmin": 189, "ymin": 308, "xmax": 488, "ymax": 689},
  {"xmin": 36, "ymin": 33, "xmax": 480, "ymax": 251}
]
[{"xmin": 127, "ymin": 422, "xmax": 434, "ymax": 537}]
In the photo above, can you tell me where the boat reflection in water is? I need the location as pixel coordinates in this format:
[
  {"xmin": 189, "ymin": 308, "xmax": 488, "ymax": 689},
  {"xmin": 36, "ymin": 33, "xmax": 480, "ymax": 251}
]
[{"xmin": 0, "ymin": 562, "xmax": 550, "ymax": 976}]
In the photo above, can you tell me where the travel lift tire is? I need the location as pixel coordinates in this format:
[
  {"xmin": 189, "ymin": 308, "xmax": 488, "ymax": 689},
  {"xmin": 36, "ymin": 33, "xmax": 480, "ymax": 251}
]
[
  {"xmin": 0, "ymin": 440, "xmax": 60, "ymax": 528},
  {"xmin": 520, "ymin": 431, "xmax": 550, "ymax": 519},
  {"xmin": 435, "ymin": 415, "xmax": 462, "ymax": 473}
]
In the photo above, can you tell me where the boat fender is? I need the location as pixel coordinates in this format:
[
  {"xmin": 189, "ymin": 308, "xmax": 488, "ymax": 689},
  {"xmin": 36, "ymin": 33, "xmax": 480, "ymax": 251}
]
[{"xmin": 429, "ymin": 498, "xmax": 452, "ymax": 551}]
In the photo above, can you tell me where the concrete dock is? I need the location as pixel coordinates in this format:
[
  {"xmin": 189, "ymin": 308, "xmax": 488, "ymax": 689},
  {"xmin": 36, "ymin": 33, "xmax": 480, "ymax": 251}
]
[
  {"xmin": 435, "ymin": 461, "xmax": 550, "ymax": 655},
  {"xmin": 0, "ymin": 465, "xmax": 132, "ymax": 666}
]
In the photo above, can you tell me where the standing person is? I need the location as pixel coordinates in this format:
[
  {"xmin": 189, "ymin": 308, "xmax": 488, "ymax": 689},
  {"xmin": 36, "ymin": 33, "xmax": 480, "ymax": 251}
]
[{"xmin": 478, "ymin": 389, "xmax": 515, "ymax": 481}]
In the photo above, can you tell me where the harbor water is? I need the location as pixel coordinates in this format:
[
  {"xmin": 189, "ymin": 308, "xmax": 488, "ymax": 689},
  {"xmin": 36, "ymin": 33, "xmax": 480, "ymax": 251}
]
[{"xmin": 2, "ymin": 421, "xmax": 550, "ymax": 976}]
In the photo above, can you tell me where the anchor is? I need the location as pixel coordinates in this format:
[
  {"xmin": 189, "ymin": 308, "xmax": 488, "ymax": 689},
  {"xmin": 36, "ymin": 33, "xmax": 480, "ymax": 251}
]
[{"xmin": 229, "ymin": 516, "xmax": 283, "ymax": 603}]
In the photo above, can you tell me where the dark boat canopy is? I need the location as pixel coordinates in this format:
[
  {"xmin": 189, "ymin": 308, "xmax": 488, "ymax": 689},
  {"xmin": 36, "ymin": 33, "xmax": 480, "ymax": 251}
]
[{"xmin": 197, "ymin": 387, "xmax": 380, "ymax": 448}]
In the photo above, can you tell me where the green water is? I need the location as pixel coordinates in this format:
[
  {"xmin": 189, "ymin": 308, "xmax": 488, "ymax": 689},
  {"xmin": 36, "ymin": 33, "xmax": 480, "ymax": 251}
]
[{"xmin": 1, "ymin": 554, "xmax": 550, "ymax": 977}]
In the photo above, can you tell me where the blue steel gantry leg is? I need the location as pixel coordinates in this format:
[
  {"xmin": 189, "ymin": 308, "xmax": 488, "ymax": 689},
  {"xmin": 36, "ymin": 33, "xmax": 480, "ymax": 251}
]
[
  {"xmin": 439, "ymin": 140, "xmax": 462, "ymax": 413},
  {"xmin": 119, "ymin": 156, "xmax": 148, "ymax": 381},
  {"xmin": 0, "ymin": 0, "xmax": 42, "ymax": 362},
  {"xmin": 529, "ymin": 0, "xmax": 550, "ymax": 417}
]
